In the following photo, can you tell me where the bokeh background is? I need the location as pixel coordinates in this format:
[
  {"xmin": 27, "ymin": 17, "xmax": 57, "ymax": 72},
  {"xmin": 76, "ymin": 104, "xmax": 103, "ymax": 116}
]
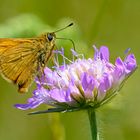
[{"xmin": 0, "ymin": 0, "xmax": 140, "ymax": 140}]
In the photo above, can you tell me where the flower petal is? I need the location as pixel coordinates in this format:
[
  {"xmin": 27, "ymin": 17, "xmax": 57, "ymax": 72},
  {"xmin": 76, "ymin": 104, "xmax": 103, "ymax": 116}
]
[
  {"xmin": 100, "ymin": 46, "xmax": 109, "ymax": 61},
  {"xmin": 124, "ymin": 54, "xmax": 137, "ymax": 74}
]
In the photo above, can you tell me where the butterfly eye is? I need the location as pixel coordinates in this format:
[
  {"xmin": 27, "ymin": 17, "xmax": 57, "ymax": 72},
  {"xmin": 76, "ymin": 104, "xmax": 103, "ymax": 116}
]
[{"xmin": 47, "ymin": 33, "xmax": 53, "ymax": 41}]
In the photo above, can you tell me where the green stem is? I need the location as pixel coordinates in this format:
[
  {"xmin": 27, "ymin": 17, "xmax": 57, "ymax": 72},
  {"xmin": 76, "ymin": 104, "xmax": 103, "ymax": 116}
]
[{"xmin": 88, "ymin": 109, "xmax": 98, "ymax": 140}]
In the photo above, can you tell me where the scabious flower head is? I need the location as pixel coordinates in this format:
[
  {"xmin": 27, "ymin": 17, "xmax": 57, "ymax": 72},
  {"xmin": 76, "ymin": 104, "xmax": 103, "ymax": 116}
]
[{"xmin": 15, "ymin": 46, "xmax": 137, "ymax": 114}]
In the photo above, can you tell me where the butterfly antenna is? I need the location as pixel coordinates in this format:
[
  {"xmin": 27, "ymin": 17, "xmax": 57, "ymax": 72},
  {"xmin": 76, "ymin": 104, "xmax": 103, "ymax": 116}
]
[
  {"xmin": 54, "ymin": 22, "xmax": 74, "ymax": 33},
  {"xmin": 54, "ymin": 22, "xmax": 75, "ymax": 50}
]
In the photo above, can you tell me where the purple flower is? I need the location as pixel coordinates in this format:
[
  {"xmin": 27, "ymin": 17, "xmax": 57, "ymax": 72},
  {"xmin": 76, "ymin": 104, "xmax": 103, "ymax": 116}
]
[{"xmin": 15, "ymin": 46, "xmax": 137, "ymax": 114}]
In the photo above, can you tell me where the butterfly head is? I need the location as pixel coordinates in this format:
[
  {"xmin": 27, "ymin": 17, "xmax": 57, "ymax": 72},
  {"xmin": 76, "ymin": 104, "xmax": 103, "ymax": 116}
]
[
  {"xmin": 46, "ymin": 32, "xmax": 56, "ymax": 42},
  {"xmin": 44, "ymin": 32, "xmax": 56, "ymax": 49}
]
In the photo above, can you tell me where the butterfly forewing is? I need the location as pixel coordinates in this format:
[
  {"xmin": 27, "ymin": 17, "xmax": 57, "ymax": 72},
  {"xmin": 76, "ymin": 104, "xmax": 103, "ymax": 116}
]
[{"xmin": 0, "ymin": 38, "xmax": 46, "ymax": 93}]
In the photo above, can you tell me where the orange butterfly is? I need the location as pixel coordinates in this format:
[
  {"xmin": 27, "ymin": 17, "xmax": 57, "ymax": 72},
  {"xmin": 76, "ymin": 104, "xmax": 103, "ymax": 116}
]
[{"xmin": 0, "ymin": 23, "xmax": 73, "ymax": 93}]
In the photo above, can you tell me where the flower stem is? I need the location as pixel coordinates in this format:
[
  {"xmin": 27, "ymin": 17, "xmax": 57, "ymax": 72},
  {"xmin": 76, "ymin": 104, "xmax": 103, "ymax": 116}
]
[{"xmin": 88, "ymin": 109, "xmax": 98, "ymax": 140}]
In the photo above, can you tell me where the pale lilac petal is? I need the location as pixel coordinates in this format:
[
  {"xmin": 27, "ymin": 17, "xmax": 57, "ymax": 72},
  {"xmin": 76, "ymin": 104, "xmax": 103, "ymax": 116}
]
[
  {"xmin": 124, "ymin": 54, "xmax": 137, "ymax": 74},
  {"xmin": 100, "ymin": 46, "xmax": 109, "ymax": 61},
  {"xmin": 98, "ymin": 73, "xmax": 112, "ymax": 100},
  {"xmin": 93, "ymin": 46, "xmax": 109, "ymax": 61},
  {"xmin": 114, "ymin": 57, "xmax": 125, "ymax": 78},
  {"xmin": 15, "ymin": 94, "xmax": 43, "ymax": 110},
  {"xmin": 50, "ymin": 89, "xmax": 69, "ymax": 102},
  {"xmin": 81, "ymin": 72, "xmax": 95, "ymax": 98}
]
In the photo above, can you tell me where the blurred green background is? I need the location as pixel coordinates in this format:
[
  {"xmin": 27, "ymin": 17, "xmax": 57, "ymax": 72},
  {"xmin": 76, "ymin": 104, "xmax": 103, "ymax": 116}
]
[{"xmin": 0, "ymin": 0, "xmax": 140, "ymax": 140}]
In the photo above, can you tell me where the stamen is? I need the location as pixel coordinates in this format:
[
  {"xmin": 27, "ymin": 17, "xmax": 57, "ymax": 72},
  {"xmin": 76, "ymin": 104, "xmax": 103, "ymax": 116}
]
[
  {"xmin": 71, "ymin": 48, "xmax": 84, "ymax": 60},
  {"xmin": 124, "ymin": 48, "xmax": 131, "ymax": 56}
]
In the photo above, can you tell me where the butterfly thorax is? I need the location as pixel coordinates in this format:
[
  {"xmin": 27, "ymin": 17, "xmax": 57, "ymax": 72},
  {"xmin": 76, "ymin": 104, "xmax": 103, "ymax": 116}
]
[{"xmin": 37, "ymin": 33, "xmax": 56, "ymax": 66}]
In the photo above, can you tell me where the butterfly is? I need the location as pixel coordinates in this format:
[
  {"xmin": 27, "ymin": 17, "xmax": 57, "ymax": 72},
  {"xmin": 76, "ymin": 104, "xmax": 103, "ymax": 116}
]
[{"xmin": 0, "ymin": 23, "xmax": 73, "ymax": 93}]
